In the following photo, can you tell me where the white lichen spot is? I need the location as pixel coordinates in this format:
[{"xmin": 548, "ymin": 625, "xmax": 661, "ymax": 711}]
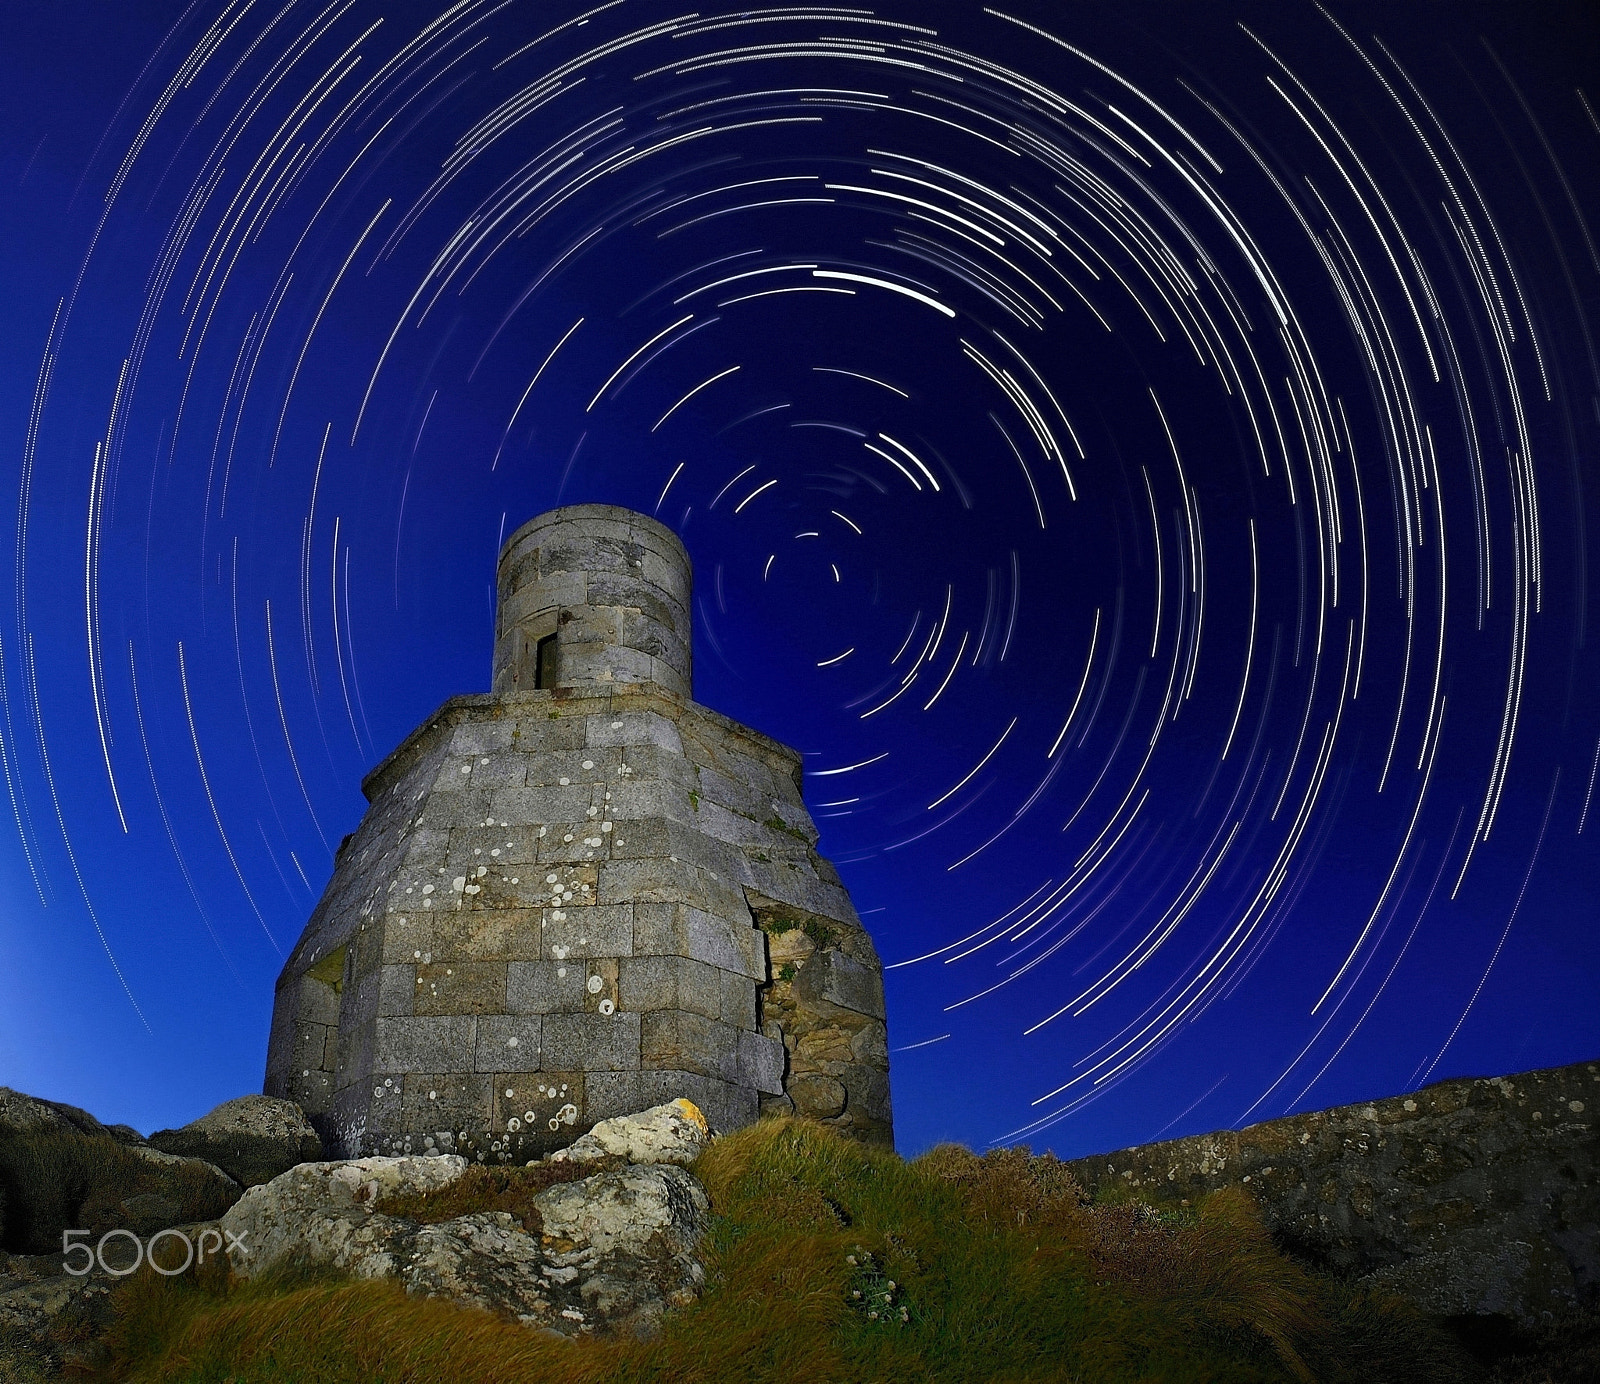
[
  {"xmin": 452, "ymin": 877, "xmax": 466, "ymax": 892},
  {"xmin": 586, "ymin": 974, "xmax": 604, "ymax": 994},
  {"xmin": 506, "ymin": 1088, "xmax": 515, "ymax": 1098},
  {"xmin": 602, "ymin": 822, "xmax": 612, "ymax": 832},
  {"xmin": 508, "ymin": 1117, "xmax": 521, "ymax": 1132},
  {"xmin": 557, "ymin": 967, "xmax": 566, "ymax": 977},
  {"xmin": 422, "ymin": 884, "xmax": 435, "ymax": 895},
  {"xmin": 563, "ymin": 833, "xmax": 574, "ymax": 842},
  {"xmin": 508, "ymin": 1036, "xmax": 519, "ymax": 1047},
  {"xmin": 599, "ymin": 998, "xmax": 615, "ymax": 1016},
  {"xmin": 559, "ymin": 776, "xmax": 570, "ymax": 786},
  {"xmin": 1404, "ymin": 1099, "xmax": 1417, "ymax": 1112},
  {"xmin": 460, "ymin": 765, "xmax": 471, "ymax": 775},
  {"xmin": 491, "ymin": 849, "xmax": 501, "ymax": 857},
  {"xmin": 582, "ymin": 760, "xmax": 594, "ymax": 770},
  {"xmin": 1571, "ymin": 1100, "xmax": 1586, "ymax": 1113},
  {"xmin": 611, "ymin": 721, "xmax": 623, "ymax": 729}
]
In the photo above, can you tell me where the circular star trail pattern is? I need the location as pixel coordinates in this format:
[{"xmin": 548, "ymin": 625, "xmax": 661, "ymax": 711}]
[{"xmin": 7, "ymin": 0, "xmax": 1598, "ymax": 1151}]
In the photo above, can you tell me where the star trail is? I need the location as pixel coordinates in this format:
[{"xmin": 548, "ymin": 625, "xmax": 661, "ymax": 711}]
[{"xmin": 2, "ymin": 0, "xmax": 1596, "ymax": 1155}]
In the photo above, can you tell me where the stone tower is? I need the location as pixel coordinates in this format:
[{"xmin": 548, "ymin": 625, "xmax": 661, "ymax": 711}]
[{"xmin": 265, "ymin": 504, "xmax": 892, "ymax": 1159}]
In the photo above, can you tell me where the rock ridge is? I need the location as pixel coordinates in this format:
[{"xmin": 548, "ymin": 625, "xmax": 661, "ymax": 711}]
[{"xmin": 1061, "ymin": 1058, "xmax": 1598, "ymax": 1326}]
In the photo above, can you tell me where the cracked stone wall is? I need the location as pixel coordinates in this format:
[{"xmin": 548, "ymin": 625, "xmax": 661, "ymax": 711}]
[
  {"xmin": 1061, "ymin": 1059, "xmax": 1598, "ymax": 1324},
  {"xmin": 265, "ymin": 506, "xmax": 891, "ymax": 1159}
]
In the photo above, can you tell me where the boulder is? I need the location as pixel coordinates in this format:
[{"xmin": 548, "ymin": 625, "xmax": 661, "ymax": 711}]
[
  {"xmin": 547, "ymin": 1097, "xmax": 710, "ymax": 1168},
  {"xmin": 221, "ymin": 1100, "xmax": 712, "ymax": 1338},
  {"xmin": 148, "ymin": 1095, "xmax": 323, "ymax": 1188}
]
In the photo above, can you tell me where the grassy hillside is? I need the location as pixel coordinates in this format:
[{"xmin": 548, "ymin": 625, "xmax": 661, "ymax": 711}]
[{"xmin": 93, "ymin": 1116, "xmax": 1484, "ymax": 1384}]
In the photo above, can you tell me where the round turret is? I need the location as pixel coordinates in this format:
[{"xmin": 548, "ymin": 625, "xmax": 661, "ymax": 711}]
[{"xmin": 493, "ymin": 504, "xmax": 693, "ymax": 699}]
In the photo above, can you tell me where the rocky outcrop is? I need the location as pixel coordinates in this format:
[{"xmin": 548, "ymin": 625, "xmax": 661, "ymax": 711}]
[
  {"xmin": 0, "ymin": 1088, "xmax": 145, "ymax": 1146},
  {"xmin": 220, "ymin": 1099, "xmax": 711, "ymax": 1338},
  {"xmin": 1062, "ymin": 1059, "xmax": 1599, "ymax": 1326},
  {"xmin": 148, "ymin": 1095, "xmax": 323, "ymax": 1188}
]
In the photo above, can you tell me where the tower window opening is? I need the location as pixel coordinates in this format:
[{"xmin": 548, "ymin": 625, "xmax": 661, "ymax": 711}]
[{"xmin": 535, "ymin": 633, "xmax": 558, "ymax": 689}]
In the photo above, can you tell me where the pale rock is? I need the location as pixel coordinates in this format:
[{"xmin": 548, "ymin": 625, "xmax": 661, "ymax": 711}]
[{"xmin": 549, "ymin": 1097, "xmax": 709, "ymax": 1169}]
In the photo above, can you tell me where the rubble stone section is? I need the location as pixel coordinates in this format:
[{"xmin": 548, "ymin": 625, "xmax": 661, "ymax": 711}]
[
  {"xmin": 1061, "ymin": 1059, "xmax": 1598, "ymax": 1325},
  {"xmin": 265, "ymin": 505, "xmax": 891, "ymax": 1158}
]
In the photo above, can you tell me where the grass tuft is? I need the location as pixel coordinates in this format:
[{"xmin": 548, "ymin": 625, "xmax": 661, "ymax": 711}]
[{"xmin": 374, "ymin": 1159, "xmax": 591, "ymax": 1235}]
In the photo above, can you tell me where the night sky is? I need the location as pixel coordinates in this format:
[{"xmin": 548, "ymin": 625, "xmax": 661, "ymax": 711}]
[{"xmin": 2, "ymin": 0, "xmax": 1597, "ymax": 1159}]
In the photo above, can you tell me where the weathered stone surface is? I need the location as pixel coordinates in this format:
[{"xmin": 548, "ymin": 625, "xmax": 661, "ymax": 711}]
[
  {"xmin": 222, "ymin": 1155, "xmax": 469, "ymax": 1280},
  {"xmin": 1061, "ymin": 1059, "xmax": 1600, "ymax": 1326},
  {"xmin": 0, "ymin": 1248, "xmax": 122, "ymax": 1379},
  {"xmin": 148, "ymin": 1095, "xmax": 323, "ymax": 1188},
  {"xmin": 751, "ymin": 905, "xmax": 893, "ymax": 1145},
  {"xmin": 530, "ymin": 1164, "xmax": 709, "ymax": 1336},
  {"xmin": 265, "ymin": 505, "xmax": 892, "ymax": 1159},
  {"xmin": 222, "ymin": 1100, "xmax": 711, "ymax": 1339}
]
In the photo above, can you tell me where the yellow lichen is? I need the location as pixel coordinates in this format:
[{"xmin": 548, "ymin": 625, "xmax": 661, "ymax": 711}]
[{"xmin": 671, "ymin": 1097, "xmax": 709, "ymax": 1134}]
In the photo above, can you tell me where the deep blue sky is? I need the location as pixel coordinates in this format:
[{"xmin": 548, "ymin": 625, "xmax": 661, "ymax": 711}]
[{"xmin": 1, "ymin": 0, "xmax": 1596, "ymax": 1158}]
